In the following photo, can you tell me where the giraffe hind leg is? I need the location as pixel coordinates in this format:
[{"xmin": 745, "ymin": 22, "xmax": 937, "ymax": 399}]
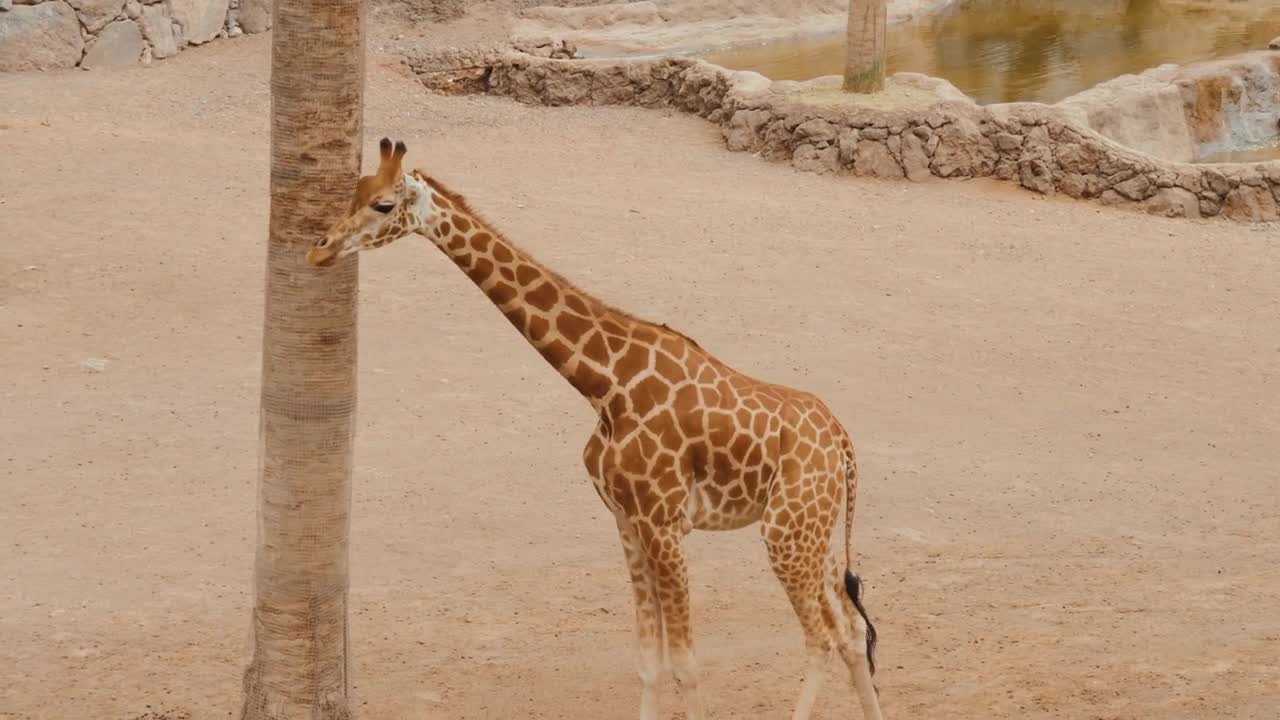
[
  {"xmin": 844, "ymin": 570, "xmax": 878, "ymax": 677},
  {"xmin": 827, "ymin": 556, "xmax": 885, "ymax": 720},
  {"xmin": 762, "ymin": 511, "xmax": 836, "ymax": 720}
]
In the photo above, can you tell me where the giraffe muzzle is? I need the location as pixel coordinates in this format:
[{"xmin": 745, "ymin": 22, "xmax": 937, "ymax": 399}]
[{"xmin": 305, "ymin": 244, "xmax": 339, "ymax": 268}]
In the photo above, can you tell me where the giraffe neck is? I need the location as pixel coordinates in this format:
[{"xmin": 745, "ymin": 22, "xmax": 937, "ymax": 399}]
[{"xmin": 416, "ymin": 175, "xmax": 621, "ymax": 405}]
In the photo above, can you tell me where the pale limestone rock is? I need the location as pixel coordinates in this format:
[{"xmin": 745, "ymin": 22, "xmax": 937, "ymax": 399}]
[
  {"xmin": 1019, "ymin": 158, "xmax": 1054, "ymax": 194},
  {"xmin": 791, "ymin": 143, "xmax": 839, "ymax": 175},
  {"xmin": 167, "ymin": 0, "xmax": 228, "ymax": 44},
  {"xmin": 837, "ymin": 128, "xmax": 860, "ymax": 166},
  {"xmin": 930, "ymin": 118, "xmax": 996, "ymax": 178},
  {"xmin": 794, "ymin": 119, "xmax": 836, "ymax": 145},
  {"xmin": 854, "ymin": 140, "xmax": 904, "ymax": 180},
  {"xmin": 1221, "ymin": 186, "xmax": 1279, "ymax": 222},
  {"xmin": 138, "ymin": 2, "xmax": 175, "ymax": 57},
  {"xmin": 723, "ymin": 109, "xmax": 769, "ymax": 152},
  {"xmin": 993, "ymin": 132, "xmax": 1023, "ymax": 152},
  {"xmin": 900, "ymin": 132, "xmax": 932, "ymax": 182},
  {"xmin": 81, "ymin": 18, "xmax": 143, "ymax": 67},
  {"xmin": 1144, "ymin": 187, "xmax": 1201, "ymax": 218},
  {"xmin": 66, "ymin": 0, "xmax": 124, "ymax": 32},
  {"xmin": 1202, "ymin": 168, "xmax": 1230, "ymax": 196},
  {"xmin": 1114, "ymin": 174, "xmax": 1154, "ymax": 201},
  {"xmin": 0, "ymin": 1, "xmax": 83, "ymax": 70}
]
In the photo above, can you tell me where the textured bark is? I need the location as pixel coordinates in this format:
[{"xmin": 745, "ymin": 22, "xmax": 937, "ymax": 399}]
[
  {"xmin": 238, "ymin": 0, "xmax": 365, "ymax": 715},
  {"xmin": 843, "ymin": 0, "xmax": 887, "ymax": 93}
]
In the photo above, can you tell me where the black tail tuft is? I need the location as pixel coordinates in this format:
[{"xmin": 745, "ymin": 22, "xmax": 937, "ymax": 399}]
[{"xmin": 844, "ymin": 570, "xmax": 878, "ymax": 676}]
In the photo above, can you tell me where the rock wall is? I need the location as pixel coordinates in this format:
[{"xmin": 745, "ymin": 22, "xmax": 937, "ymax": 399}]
[
  {"xmin": 412, "ymin": 49, "xmax": 1280, "ymax": 222},
  {"xmin": 0, "ymin": 0, "xmax": 270, "ymax": 70}
]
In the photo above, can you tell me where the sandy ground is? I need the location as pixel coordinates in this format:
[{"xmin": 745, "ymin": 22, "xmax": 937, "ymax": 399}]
[{"xmin": 2, "ymin": 30, "xmax": 1280, "ymax": 720}]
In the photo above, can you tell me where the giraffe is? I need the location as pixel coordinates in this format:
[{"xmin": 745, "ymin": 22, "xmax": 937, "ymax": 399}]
[{"xmin": 306, "ymin": 138, "xmax": 886, "ymax": 720}]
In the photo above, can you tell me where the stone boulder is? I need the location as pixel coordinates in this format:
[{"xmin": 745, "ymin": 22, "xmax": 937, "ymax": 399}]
[
  {"xmin": 66, "ymin": 0, "xmax": 124, "ymax": 32},
  {"xmin": 854, "ymin": 139, "xmax": 904, "ymax": 179},
  {"xmin": 82, "ymin": 17, "xmax": 143, "ymax": 67},
  {"xmin": 0, "ymin": 1, "xmax": 84, "ymax": 71},
  {"xmin": 1221, "ymin": 185, "xmax": 1280, "ymax": 222},
  {"xmin": 236, "ymin": 0, "xmax": 267, "ymax": 33},
  {"xmin": 930, "ymin": 117, "xmax": 997, "ymax": 178},
  {"xmin": 1270, "ymin": 36, "xmax": 1280, "ymax": 51},
  {"xmin": 1144, "ymin": 187, "xmax": 1201, "ymax": 218},
  {"xmin": 168, "ymin": 0, "xmax": 228, "ymax": 45},
  {"xmin": 138, "ymin": 2, "xmax": 177, "ymax": 57}
]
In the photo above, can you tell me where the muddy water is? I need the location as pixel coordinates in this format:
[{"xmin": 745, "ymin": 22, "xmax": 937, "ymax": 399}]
[
  {"xmin": 705, "ymin": 0, "xmax": 1280, "ymax": 106},
  {"xmin": 1200, "ymin": 138, "xmax": 1280, "ymax": 164}
]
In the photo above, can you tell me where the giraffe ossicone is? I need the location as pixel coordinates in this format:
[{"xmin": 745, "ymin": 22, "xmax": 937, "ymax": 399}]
[{"xmin": 309, "ymin": 138, "xmax": 887, "ymax": 720}]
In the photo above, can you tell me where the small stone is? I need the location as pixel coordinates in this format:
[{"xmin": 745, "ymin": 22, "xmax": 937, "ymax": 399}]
[
  {"xmin": 1114, "ymin": 174, "xmax": 1154, "ymax": 201},
  {"xmin": 81, "ymin": 18, "xmax": 143, "ymax": 67},
  {"xmin": 227, "ymin": 23, "xmax": 242, "ymax": 36},
  {"xmin": 722, "ymin": 109, "xmax": 770, "ymax": 152},
  {"xmin": 791, "ymin": 143, "xmax": 839, "ymax": 175},
  {"xmin": 1144, "ymin": 187, "xmax": 1200, "ymax": 218},
  {"xmin": 1199, "ymin": 195, "xmax": 1222, "ymax": 217},
  {"xmin": 1202, "ymin": 168, "xmax": 1230, "ymax": 196},
  {"xmin": 81, "ymin": 358, "xmax": 109, "ymax": 372},
  {"xmin": 900, "ymin": 132, "xmax": 932, "ymax": 182},
  {"xmin": 66, "ymin": 0, "xmax": 124, "ymax": 32},
  {"xmin": 837, "ymin": 128, "xmax": 860, "ymax": 166},
  {"xmin": 1269, "ymin": 36, "xmax": 1280, "ymax": 50},
  {"xmin": 854, "ymin": 140, "xmax": 904, "ymax": 180},
  {"xmin": 1098, "ymin": 189, "xmax": 1126, "ymax": 207},
  {"xmin": 1019, "ymin": 158, "xmax": 1054, "ymax": 195},
  {"xmin": 1238, "ymin": 170, "xmax": 1265, "ymax": 188},
  {"xmin": 1058, "ymin": 173, "xmax": 1089, "ymax": 199},
  {"xmin": 861, "ymin": 127, "xmax": 889, "ymax": 141},
  {"xmin": 994, "ymin": 158, "xmax": 1017, "ymax": 181},
  {"xmin": 138, "ymin": 3, "xmax": 176, "ymax": 57},
  {"xmin": 994, "ymin": 132, "xmax": 1024, "ymax": 152},
  {"xmin": 0, "ymin": 0, "xmax": 13, "ymax": 12},
  {"xmin": 1055, "ymin": 142, "xmax": 1101, "ymax": 174},
  {"xmin": 794, "ymin": 119, "xmax": 836, "ymax": 145},
  {"xmin": 124, "ymin": 0, "xmax": 139, "ymax": 16},
  {"xmin": 886, "ymin": 134, "xmax": 901, "ymax": 157},
  {"xmin": 235, "ymin": 0, "xmax": 266, "ymax": 29}
]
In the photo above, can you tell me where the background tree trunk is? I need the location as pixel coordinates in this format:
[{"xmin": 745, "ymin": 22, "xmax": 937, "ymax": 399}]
[
  {"xmin": 239, "ymin": 0, "xmax": 365, "ymax": 715},
  {"xmin": 844, "ymin": 0, "xmax": 888, "ymax": 93}
]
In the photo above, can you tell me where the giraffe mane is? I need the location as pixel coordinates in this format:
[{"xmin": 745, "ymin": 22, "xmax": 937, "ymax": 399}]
[{"xmin": 416, "ymin": 170, "xmax": 703, "ymax": 352}]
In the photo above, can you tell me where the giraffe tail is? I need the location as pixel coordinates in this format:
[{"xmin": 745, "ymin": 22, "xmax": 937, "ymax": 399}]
[{"xmin": 842, "ymin": 442, "xmax": 878, "ymax": 676}]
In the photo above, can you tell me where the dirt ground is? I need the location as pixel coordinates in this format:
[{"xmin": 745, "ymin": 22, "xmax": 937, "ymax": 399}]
[{"xmin": 2, "ymin": 28, "xmax": 1279, "ymax": 720}]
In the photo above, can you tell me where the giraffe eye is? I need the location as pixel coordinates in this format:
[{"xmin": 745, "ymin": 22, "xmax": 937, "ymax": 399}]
[{"xmin": 372, "ymin": 200, "xmax": 395, "ymax": 214}]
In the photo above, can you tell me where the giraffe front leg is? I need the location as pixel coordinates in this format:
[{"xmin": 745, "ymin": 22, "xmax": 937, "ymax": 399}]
[
  {"xmin": 616, "ymin": 517, "xmax": 663, "ymax": 720},
  {"xmin": 638, "ymin": 520, "xmax": 707, "ymax": 720}
]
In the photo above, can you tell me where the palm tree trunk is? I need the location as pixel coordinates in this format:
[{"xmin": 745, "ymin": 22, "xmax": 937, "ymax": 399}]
[
  {"xmin": 844, "ymin": 0, "xmax": 888, "ymax": 93},
  {"xmin": 239, "ymin": 0, "xmax": 365, "ymax": 715}
]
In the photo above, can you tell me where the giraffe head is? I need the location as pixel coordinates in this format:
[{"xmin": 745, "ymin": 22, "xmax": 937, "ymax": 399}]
[{"xmin": 306, "ymin": 137, "xmax": 433, "ymax": 267}]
